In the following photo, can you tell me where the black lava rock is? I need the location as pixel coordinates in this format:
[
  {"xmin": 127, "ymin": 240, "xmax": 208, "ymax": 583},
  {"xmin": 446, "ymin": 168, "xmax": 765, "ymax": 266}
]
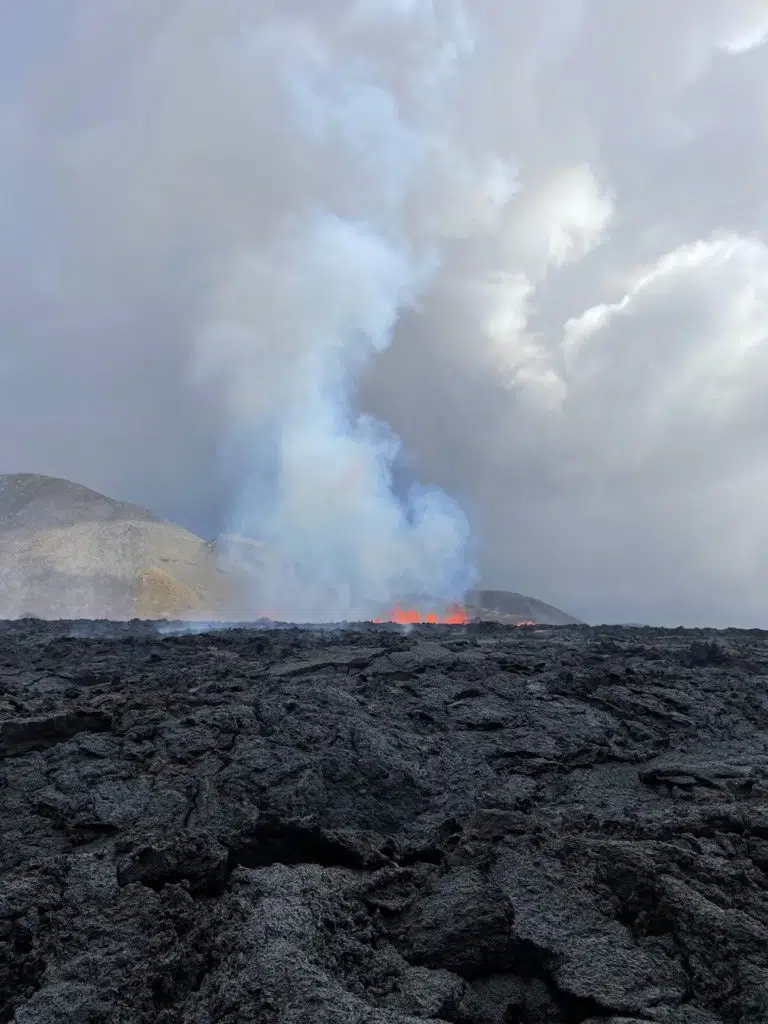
[{"xmin": 1, "ymin": 619, "xmax": 768, "ymax": 1023}]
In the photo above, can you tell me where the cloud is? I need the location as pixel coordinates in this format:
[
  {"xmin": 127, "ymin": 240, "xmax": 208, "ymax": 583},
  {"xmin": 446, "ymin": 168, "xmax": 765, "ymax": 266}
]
[{"xmin": 2, "ymin": 1, "xmax": 768, "ymax": 624}]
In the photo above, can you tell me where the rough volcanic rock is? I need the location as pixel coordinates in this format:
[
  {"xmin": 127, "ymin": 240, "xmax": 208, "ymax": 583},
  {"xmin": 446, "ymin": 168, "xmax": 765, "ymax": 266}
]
[{"xmin": 2, "ymin": 620, "xmax": 767, "ymax": 1023}]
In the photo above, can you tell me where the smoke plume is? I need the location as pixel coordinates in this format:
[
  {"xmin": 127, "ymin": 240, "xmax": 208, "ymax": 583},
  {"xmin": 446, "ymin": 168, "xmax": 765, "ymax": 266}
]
[{"xmin": 2, "ymin": 1, "xmax": 768, "ymax": 624}]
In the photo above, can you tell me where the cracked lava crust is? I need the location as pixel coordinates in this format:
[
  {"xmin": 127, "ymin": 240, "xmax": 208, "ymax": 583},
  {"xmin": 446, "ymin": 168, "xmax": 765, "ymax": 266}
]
[{"xmin": 1, "ymin": 619, "xmax": 768, "ymax": 1023}]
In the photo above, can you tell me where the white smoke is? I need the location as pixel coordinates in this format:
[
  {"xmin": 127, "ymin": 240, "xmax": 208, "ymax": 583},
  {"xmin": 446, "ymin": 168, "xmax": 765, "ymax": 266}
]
[
  {"xmin": 199, "ymin": 212, "xmax": 471, "ymax": 619},
  {"xmin": 182, "ymin": 2, "xmax": 496, "ymax": 619}
]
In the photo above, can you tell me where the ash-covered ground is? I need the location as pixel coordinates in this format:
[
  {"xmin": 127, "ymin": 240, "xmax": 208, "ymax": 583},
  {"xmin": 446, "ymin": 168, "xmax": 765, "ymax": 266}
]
[{"xmin": 2, "ymin": 620, "xmax": 768, "ymax": 1024}]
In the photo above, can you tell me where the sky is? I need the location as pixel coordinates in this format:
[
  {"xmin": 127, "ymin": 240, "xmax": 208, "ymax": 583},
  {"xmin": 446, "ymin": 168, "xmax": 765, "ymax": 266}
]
[{"xmin": 2, "ymin": 1, "xmax": 768, "ymax": 626}]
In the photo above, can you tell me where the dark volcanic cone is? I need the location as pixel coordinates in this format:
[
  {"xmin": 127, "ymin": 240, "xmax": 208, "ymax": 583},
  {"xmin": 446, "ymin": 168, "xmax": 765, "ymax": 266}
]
[{"xmin": 468, "ymin": 588, "xmax": 583, "ymax": 625}]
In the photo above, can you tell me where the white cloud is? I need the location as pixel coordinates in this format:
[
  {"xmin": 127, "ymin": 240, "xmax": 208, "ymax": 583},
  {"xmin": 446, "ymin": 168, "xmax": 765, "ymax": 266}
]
[
  {"xmin": 561, "ymin": 233, "xmax": 768, "ymax": 470},
  {"xmin": 503, "ymin": 164, "xmax": 615, "ymax": 273},
  {"xmin": 717, "ymin": 0, "xmax": 768, "ymax": 54}
]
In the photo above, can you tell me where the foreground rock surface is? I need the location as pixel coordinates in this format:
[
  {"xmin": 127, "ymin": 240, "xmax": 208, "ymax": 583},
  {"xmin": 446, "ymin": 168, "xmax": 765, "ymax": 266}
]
[{"xmin": 1, "ymin": 621, "xmax": 768, "ymax": 1023}]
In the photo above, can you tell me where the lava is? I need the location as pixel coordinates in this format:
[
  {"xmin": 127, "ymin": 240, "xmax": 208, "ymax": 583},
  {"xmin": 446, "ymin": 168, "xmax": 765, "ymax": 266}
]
[{"xmin": 373, "ymin": 605, "xmax": 469, "ymax": 625}]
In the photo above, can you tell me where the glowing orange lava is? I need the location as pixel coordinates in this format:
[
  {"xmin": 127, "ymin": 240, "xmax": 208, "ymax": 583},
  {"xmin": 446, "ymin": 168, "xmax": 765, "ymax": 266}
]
[{"xmin": 373, "ymin": 604, "xmax": 469, "ymax": 625}]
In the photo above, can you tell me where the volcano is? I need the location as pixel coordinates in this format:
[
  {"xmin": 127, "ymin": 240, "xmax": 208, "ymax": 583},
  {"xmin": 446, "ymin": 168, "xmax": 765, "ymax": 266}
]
[{"xmin": 0, "ymin": 473, "xmax": 581, "ymax": 624}]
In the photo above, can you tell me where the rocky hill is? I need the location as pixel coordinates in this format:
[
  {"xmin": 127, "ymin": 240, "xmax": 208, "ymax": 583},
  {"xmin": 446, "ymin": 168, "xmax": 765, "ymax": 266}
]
[
  {"xmin": 468, "ymin": 589, "xmax": 582, "ymax": 626},
  {"xmin": 0, "ymin": 474, "xmax": 226, "ymax": 620}
]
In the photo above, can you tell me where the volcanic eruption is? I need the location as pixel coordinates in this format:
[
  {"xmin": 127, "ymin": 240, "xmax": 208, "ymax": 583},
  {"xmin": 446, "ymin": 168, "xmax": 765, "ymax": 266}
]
[{"xmin": 373, "ymin": 605, "xmax": 469, "ymax": 625}]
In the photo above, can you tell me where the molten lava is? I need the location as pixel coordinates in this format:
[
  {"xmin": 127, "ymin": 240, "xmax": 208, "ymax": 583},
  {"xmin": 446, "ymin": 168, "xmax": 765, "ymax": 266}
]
[{"xmin": 373, "ymin": 605, "xmax": 469, "ymax": 625}]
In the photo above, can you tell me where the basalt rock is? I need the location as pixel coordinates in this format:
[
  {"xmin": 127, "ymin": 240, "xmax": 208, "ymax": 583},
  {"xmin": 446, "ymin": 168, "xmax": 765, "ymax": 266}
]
[{"xmin": 1, "ymin": 620, "xmax": 768, "ymax": 1023}]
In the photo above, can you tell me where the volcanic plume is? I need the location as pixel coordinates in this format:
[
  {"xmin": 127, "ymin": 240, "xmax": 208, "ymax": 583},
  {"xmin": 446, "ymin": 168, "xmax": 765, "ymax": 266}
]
[{"xmin": 166, "ymin": 2, "xmax": 492, "ymax": 622}]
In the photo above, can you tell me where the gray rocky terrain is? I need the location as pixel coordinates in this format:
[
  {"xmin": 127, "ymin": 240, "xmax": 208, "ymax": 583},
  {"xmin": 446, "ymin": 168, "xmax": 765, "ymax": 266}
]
[{"xmin": 2, "ymin": 619, "xmax": 767, "ymax": 1023}]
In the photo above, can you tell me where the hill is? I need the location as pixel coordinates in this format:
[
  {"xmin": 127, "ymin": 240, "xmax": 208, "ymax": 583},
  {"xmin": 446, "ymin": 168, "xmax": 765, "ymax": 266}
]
[
  {"xmin": 0, "ymin": 474, "xmax": 226, "ymax": 620},
  {"xmin": 468, "ymin": 588, "xmax": 583, "ymax": 625}
]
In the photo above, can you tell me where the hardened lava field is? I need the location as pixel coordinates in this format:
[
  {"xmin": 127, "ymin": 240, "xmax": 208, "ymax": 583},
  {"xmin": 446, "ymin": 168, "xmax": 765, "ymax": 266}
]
[{"xmin": 2, "ymin": 619, "xmax": 768, "ymax": 1023}]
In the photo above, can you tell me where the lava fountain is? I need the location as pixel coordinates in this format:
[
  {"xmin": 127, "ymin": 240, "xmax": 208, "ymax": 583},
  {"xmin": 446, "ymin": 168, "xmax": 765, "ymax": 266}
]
[{"xmin": 373, "ymin": 605, "xmax": 469, "ymax": 625}]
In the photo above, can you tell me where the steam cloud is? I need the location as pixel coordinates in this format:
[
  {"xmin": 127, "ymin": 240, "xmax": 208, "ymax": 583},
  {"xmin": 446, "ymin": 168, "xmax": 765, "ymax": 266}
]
[{"xmin": 2, "ymin": 1, "xmax": 768, "ymax": 624}]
